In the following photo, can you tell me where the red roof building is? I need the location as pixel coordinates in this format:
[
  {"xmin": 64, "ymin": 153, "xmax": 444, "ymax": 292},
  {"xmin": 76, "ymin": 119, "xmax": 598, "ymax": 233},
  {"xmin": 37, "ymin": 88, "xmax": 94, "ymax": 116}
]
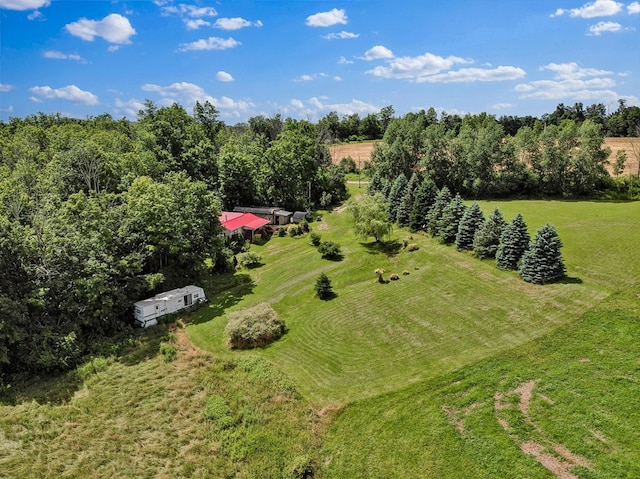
[{"xmin": 219, "ymin": 212, "xmax": 270, "ymax": 241}]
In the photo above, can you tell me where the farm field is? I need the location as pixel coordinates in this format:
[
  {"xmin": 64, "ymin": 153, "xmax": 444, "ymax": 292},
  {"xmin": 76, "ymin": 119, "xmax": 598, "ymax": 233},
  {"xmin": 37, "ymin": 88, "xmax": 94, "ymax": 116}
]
[
  {"xmin": 329, "ymin": 138, "xmax": 640, "ymax": 175},
  {"xmin": 1, "ymin": 186, "xmax": 639, "ymax": 478}
]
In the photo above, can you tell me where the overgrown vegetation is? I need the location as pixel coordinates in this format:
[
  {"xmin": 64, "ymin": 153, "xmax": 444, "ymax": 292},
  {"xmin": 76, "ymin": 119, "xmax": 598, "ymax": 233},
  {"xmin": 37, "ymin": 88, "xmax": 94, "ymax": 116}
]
[{"xmin": 224, "ymin": 302, "xmax": 287, "ymax": 349}]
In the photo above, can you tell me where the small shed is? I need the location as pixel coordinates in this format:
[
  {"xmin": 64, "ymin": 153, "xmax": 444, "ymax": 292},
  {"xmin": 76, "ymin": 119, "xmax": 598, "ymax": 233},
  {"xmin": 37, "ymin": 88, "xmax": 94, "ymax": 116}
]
[
  {"xmin": 133, "ymin": 285, "xmax": 206, "ymax": 328},
  {"xmin": 233, "ymin": 206, "xmax": 292, "ymax": 225}
]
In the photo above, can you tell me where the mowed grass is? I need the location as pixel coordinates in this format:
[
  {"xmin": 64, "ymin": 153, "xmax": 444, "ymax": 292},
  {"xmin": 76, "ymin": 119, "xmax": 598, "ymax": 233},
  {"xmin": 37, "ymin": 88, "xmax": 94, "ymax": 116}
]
[
  {"xmin": 0, "ymin": 329, "xmax": 325, "ymax": 479},
  {"xmin": 321, "ymin": 289, "xmax": 640, "ymax": 478},
  {"xmin": 189, "ymin": 191, "xmax": 640, "ymax": 405}
]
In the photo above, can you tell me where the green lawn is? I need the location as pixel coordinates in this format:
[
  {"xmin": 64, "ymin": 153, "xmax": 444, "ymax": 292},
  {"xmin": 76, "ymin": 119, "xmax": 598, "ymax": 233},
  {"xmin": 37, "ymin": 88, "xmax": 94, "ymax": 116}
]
[{"xmin": 188, "ymin": 195, "xmax": 640, "ymax": 405}]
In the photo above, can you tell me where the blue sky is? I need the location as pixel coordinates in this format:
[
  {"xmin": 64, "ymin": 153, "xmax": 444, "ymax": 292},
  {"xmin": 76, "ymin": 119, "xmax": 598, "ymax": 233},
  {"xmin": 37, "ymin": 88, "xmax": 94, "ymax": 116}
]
[{"xmin": 1, "ymin": 0, "xmax": 639, "ymax": 123}]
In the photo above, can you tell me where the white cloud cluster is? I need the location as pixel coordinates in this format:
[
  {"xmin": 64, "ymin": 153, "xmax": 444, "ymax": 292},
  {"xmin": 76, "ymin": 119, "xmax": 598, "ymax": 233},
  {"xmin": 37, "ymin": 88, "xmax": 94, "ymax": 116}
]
[
  {"xmin": 361, "ymin": 45, "xmax": 394, "ymax": 61},
  {"xmin": 140, "ymin": 82, "xmax": 254, "ymax": 117},
  {"xmin": 338, "ymin": 56, "xmax": 354, "ymax": 64},
  {"xmin": 114, "ymin": 98, "xmax": 146, "ymax": 118},
  {"xmin": 418, "ymin": 66, "xmax": 526, "ymax": 83},
  {"xmin": 629, "ymin": 1, "xmax": 640, "ymax": 13},
  {"xmin": 66, "ymin": 13, "xmax": 136, "ymax": 44},
  {"xmin": 306, "ymin": 8, "xmax": 347, "ymax": 27},
  {"xmin": 216, "ymin": 71, "xmax": 234, "ymax": 82},
  {"xmin": 156, "ymin": 2, "xmax": 217, "ymax": 29},
  {"xmin": 285, "ymin": 96, "xmax": 379, "ymax": 119},
  {"xmin": 551, "ymin": 0, "xmax": 623, "ymax": 18},
  {"xmin": 294, "ymin": 72, "xmax": 328, "ymax": 82},
  {"xmin": 29, "ymin": 85, "xmax": 99, "ymax": 105},
  {"xmin": 0, "ymin": 83, "xmax": 15, "ymax": 92},
  {"xmin": 0, "ymin": 0, "xmax": 49, "ymax": 10},
  {"xmin": 515, "ymin": 62, "xmax": 624, "ymax": 101},
  {"xmin": 42, "ymin": 50, "xmax": 83, "ymax": 61},
  {"xmin": 323, "ymin": 31, "xmax": 359, "ymax": 40},
  {"xmin": 588, "ymin": 20, "xmax": 623, "ymax": 34},
  {"xmin": 179, "ymin": 36, "xmax": 240, "ymax": 51},
  {"xmin": 214, "ymin": 17, "xmax": 263, "ymax": 30}
]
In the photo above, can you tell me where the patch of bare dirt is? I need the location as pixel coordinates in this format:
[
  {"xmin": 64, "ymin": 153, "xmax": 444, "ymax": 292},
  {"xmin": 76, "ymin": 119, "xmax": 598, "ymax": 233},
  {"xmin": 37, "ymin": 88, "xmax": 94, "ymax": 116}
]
[
  {"xmin": 329, "ymin": 142, "xmax": 378, "ymax": 165},
  {"xmin": 521, "ymin": 441, "xmax": 581, "ymax": 479}
]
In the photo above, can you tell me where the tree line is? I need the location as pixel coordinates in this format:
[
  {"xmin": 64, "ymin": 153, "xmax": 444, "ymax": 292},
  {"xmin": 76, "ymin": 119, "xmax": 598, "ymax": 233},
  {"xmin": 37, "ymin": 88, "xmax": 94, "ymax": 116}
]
[{"xmin": 0, "ymin": 102, "xmax": 347, "ymax": 383}]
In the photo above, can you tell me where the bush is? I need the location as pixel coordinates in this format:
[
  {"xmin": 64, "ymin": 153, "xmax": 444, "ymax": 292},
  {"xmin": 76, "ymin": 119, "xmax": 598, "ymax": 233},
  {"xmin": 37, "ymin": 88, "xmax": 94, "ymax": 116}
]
[
  {"xmin": 317, "ymin": 240, "xmax": 342, "ymax": 260},
  {"xmin": 375, "ymin": 268, "xmax": 385, "ymax": 283},
  {"xmin": 204, "ymin": 394, "xmax": 235, "ymax": 429},
  {"xmin": 224, "ymin": 303, "xmax": 287, "ymax": 349},
  {"xmin": 309, "ymin": 232, "xmax": 321, "ymax": 246},
  {"xmin": 299, "ymin": 219, "xmax": 310, "ymax": 232},
  {"xmin": 406, "ymin": 243, "xmax": 419, "ymax": 252},
  {"xmin": 235, "ymin": 251, "xmax": 262, "ymax": 269},
  {"xmin": 159, "ymin": 342, "xmax": 177, "ymax": 362},
  {"xmin": 402, "ymin": 270, "xmax": 410, "ymax": 275},
  {"xmin": 314, "ymin": 273, "xmax": 334, "ymax": 299},
  {"xmin": 390, "ymin": 273, "xmax": 400, "ymax": 281},
  {"xmin": 278, "ymin": 227, "xmax": 287, "ymax": 237},
  {"xmin": 288, "ymin": 224, "xmax": 303, "ymax": 237}
]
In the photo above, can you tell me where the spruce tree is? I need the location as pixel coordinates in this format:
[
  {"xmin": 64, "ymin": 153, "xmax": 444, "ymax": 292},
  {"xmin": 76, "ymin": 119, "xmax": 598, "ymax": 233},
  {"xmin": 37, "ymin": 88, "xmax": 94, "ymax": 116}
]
[
  {"xmin": 438, "ymin": 193, "xmax": 467, "ymax": 244},
  {"xmin": 367, "ymin": 171, "xmax": 384, "ymax": 195},
  {"xmin": 519, "ymin": 224, "xmax": 566, "ymax": 284},
  {"xmin": 455, "ymin": 202, "xmax": 485, "ymax": 251},
  {"xmin": 425, "ymin": 186, "xmax": 452, "ymax": 237},
  {"xmin": 387, "ymin": 173, "xmax": 408, "ymax": 223},
  {"xmin": 496, "ymin": 213, "xmax": 530, "ymax": 270},
  {"xmin": 397, "ymin": 173, "xmax": 420, "ymax": 227},
  {"xmin": 409, "ymin": 179, "xmax": 438, "ymax": 232},
  {"xmin": 314, "ymin": 272, "xmax": 334, "ymax": 299},
  {"xmin": 473, "ymin": 207, "xmax": 506, "ymax": 259}
]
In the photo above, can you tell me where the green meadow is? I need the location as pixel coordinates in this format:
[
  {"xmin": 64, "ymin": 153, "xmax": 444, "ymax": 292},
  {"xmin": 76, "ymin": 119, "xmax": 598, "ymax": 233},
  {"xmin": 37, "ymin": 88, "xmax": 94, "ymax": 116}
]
[{"xmin": 2, "ymin": 185, "xmax": 639, "ymax": 478}]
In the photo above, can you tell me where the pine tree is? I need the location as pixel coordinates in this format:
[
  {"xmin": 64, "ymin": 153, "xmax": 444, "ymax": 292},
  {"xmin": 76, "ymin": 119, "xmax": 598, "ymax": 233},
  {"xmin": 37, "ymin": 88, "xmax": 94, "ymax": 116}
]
[
  {"xmin": 496, "ymin": 213, "xmax": 530, "ymax": 270},
  {"xmin": 409, "ymin": 179, "xmax": 438, "ymax": 232},
  {"xmin": 425, "ymin": 186, "xmax": 452, "ymax": 237},
  {"xmin": 314, "ymin": 272, "xmax": 334, "ymax": 299},
  {"xmin": 387, "ymin": 173, "xmax": 408, "ymax": 223},
  {"xmin": 455, "ymin": 202, "xmax": 485, "ymax": 251},
  {"xmin": 367, "ymin": 171, "xmax": 384, "ymax": 195},
  {"xmin": 397, "ymin": 173, "xmax": 420, "ymax": 227},
  {"xmin": 473, "ymin": 207, "xmax": 506, "ymax": 259},
  {"xmin": 519, "ymin": 224, "xmax": 566, "ymax": 284},
  {"xmin": 438, "ymin": 193, "xmax": 467, "ymax": 244}
]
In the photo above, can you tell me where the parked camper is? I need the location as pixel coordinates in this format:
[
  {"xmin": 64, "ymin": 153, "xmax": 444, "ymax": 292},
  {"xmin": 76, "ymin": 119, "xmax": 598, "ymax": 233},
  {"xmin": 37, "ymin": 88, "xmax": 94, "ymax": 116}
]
[{"xmin": 133, "ymin": 285, "xmax": 206, "ymax": 328}]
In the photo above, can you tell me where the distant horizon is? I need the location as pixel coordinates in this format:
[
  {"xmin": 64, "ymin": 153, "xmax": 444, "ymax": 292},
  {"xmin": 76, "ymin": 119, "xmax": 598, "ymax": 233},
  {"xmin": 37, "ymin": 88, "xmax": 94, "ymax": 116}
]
[{"xmin": 1, "ymin": 0, "xmax": 639, "ymax": 123}]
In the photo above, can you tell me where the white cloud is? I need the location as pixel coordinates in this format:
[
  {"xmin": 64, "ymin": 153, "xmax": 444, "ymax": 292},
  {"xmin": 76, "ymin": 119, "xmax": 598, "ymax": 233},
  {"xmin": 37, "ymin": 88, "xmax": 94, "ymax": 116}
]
[
  {"xmin": 551, "ymin": 0, "xmax": 623, "ymax": 18},
  {"xmin": 334, "ymin": 76, "xmax": 343, "ymax": 81},
  {"xmin": 179, "ymin": 36, "xmax": 240, "ymax": 51},
  {"xmin": 0, "ymin": 83, "xmax": 14, "ymax": 92},
  {"xmin": 214, "ymin": 17, "xmax": 263, "ymax": 30},
  {"xmin": 0, "ymin": 105, "xmax": 14, "ymax": 112},
  {"xmin": 294, "ymin": 73, "xmax": 328, "ymax": 82},
  {"xmin": 323, "ymin": 30, "xmax": 359, "ymax": 40},
  {"xmin": 216, "ymin": 71, "xmax": 234, "ymax": 82},
  {"xmin": 366, "ymin": 52, "xmax": 468, "ymax": 79},
  {"xmin": 42, "ymin": 50, "xmax": 83, "ymax": 61},
  {"xmin": 338, "ymin": 56, "xmax": 354, "ymax": 64},
  {"xmin": 29, "ymin": 96, "xmax": 43, "ymax": 103},
  {"xmin": 492, "ymin": 103, "xmax": 515, "ymax": 109},
  {"xmin": 27, "ymin": 9, "xmax": 43, "ymax": 20},
  {"xmin": 140, "ymin": 82, "xmax": 254, "ymax": 117},
  {"xmin": 160, "ymin": 4, "xmax": 217, "ymax": 18},
  {"xmin": 290, "ymin": 99, "xmax": 304, "ymax": 109},
  {"xmin": 306, "ymin": 8, "xmax": 347, "ymax": 27},
  {"xmin": 0, "ymin": 0, "xmax": 49, "ymax": 10},
  {"xmin": 307, "ymin": 97, "xmax": 379, "ymax": 116},
  {"xmin": 588, "ymin": 20, "xmax": 623, "ymax": 34},
  {"xmin": 114, "ymin": 98, "xmax": 146, "ymax": 118},
  {"xmin": 361, "ymin": 45, "xmax": 394, "ymax": 61},
  {"xmin": 29, "ymin": 85, "xmax": 99, "ymax": 105},
  {"xmin": 515, "ymin": 61, "xmax": 627, "ymax": 102},
  {"xmin": 417, "ymin": 66, "xmax": 526, "ymax": 83},
  {"xmin": 629, "ymin": 1, "xmax": 640, "ymax": 13},
  {"xmin": 185, "ymin": 19, "xmax": 211, "ymax": 30},
  {"xmin": 66, "ymin": 13, "xmax": 136, "ymax": 44}
]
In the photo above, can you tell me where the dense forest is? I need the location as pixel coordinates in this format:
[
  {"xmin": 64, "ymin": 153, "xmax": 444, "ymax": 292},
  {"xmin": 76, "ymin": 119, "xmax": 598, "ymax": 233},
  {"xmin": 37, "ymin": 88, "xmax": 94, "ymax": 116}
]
[{"xmin": 0, "ymin": 99, "xmax": 638, "ymax": 385}]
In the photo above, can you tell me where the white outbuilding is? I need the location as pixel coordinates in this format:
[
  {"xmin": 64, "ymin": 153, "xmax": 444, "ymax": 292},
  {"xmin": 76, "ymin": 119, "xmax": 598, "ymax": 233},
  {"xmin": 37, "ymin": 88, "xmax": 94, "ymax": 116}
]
[{"xmin": 133, "ymin": 285, "xmax": 207, "ymax": 328}]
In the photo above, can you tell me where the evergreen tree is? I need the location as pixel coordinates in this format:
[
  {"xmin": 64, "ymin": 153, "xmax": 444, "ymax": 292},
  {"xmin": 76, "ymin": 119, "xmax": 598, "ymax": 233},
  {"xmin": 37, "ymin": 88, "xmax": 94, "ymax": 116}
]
[
  {"xmin": 519, "ymin": 224, "xmax": 566, "ymax": 284},
  {"xmin": 367, "ymin": 171, "xmax": 384, "ymax": 195},
  {"xmin": 409, "ymin": 179, "xmax": 438, "ymax": 232},
  {"xmin": 473, "ymin": 207, "xmax": 506, "ymax": 259},
  {"xmin": 496, "ymin": 213, "xmax": 530, "ymax": 270},
  {"xmin": 455, "ymin": 202, "xmax": 485, "ymax": 251},
  {"xmin": 438, "ymin": 193, "xmax": 467, "ymax": 244},
  {"xmin": 397, "ymin": 173, "xmax": 420, "ymax": 227},
  {"xmin": 387, "ymin": 173, "xmax": 408, "ymax": 223},
  {"xmin": 425, "ymin": 186, "xmax": 452, "ymax": 237},
  {"xmin": 314, "ymin": 272, "xmax": 334, "ymax": 299}
]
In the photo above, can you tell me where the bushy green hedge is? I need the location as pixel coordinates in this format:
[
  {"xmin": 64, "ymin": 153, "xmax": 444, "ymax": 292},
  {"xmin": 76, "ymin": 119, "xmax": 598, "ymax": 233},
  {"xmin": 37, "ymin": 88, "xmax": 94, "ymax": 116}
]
[
  {"xmin": 235, "ymin": 251, "xmax": 262, "ymax": 269},
  {"xmin": 224, "ymin": 303, "xmax": 287, "ymax": 349}
]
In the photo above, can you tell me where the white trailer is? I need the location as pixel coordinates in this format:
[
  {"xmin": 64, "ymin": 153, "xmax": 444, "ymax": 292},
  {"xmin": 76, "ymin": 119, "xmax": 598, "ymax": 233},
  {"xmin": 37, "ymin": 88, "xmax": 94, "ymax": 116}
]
[{"xmin": 133, "ymin": 285, "xmax": 206, "ymax": 328}]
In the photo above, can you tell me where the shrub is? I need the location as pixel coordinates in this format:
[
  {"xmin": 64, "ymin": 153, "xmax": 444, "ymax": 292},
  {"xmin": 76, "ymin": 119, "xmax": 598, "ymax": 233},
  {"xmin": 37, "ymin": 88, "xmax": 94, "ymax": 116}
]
[
  {"xmin": 390, "ymin": 273, "xmax": 400, "ymax": 281},
  {"xmin": 309, "ymin": 232, "xmax": 321, "ymax": 246},
  {"xmin": 224, "ymin": 303, "xmax": 287, "ymax": 349},
  {"xmin": 314, "ymin": 273, "xmax": 334, "ymax": 299},
  {"xmin": 406, "ymin": 243, "xmax": 419, "ymax": 252},
  {"xmin": 288, "ymin": 224, "xmax": 302, "ymax": 237},
  {"xmin": 278, "ymin": 227, "xmax": 287, "ymax": 237},
  {"xmin": 375, "ymin": 268, "xmax": 385, "ymax": 283},
  {"xmin": 235, "ymin": 251, "xmax": 262, "ymax": 269},
  {"xmin": 159, "ymin": 342, "xmax": 177, "ymax": 362},
  {"xmin": 204, "ymin": 394, "xmax": 235, "ymax": 429},
  {"xmin": 402, "ymin": 270, "xmax": 410, "ymax": 275},
  {"xmin": 299, "ymin": 219, "xmax": 310, "ymax": 232},
  {"xmin": 317, "ymin": 240, "xmax": 342, "ymax": 260}
]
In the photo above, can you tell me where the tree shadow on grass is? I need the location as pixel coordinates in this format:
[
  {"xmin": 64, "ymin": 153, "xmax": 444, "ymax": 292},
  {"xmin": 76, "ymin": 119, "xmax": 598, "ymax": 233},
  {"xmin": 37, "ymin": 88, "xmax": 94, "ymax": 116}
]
[
  {"xmin": 558, "ymin": 275, "xmax": 583, "ymax": 285},
  {"xmin": 189, "ymin": 277, "xmax": 256, "ymax": 326},
  {"xmin": 318, "ymin": 292, "xmax": 338, "ymax": 301},
  {"xmin": 361, "ymin": 239, "xmax": 403, "ymax": 257}
]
